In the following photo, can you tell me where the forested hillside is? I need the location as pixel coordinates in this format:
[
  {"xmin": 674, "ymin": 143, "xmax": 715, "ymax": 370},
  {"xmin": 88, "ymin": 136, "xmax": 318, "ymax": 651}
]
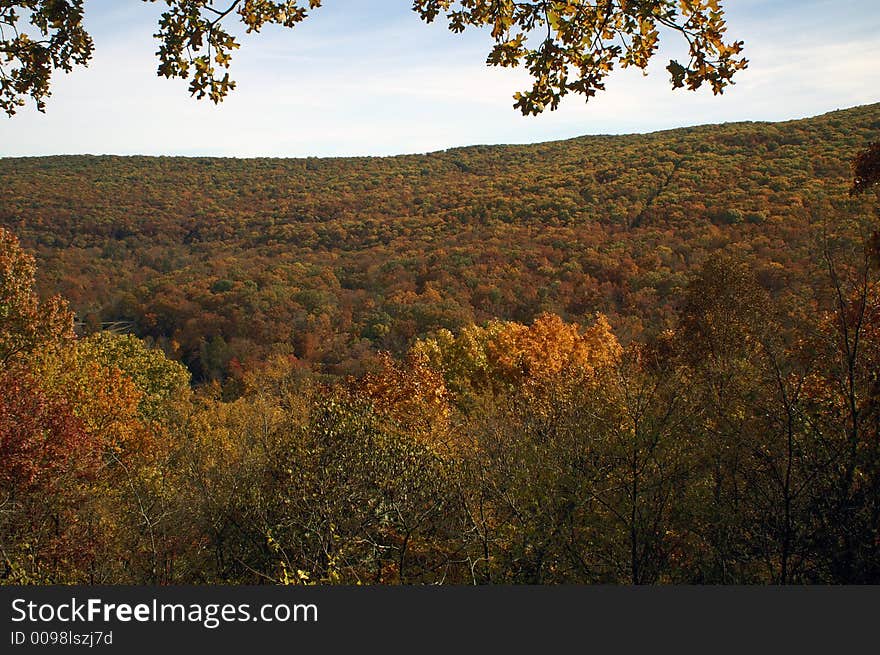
[
  {"xmin": 1, "ymin": 104, "xmax": 879, "ymax": 585},
  {"xmin": 2, "ymin": 103, "xmax": 878, "ymax": 383}
]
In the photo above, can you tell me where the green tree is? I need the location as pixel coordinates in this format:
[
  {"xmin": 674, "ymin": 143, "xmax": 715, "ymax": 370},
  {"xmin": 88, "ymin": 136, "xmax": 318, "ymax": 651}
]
[
  {"xmin": 1, "ymin": 1, "xmax": 745, "ymax": 116},
  {"xmin": 80, "ymin": 332, "xmax": 191, "ymax": 423}
]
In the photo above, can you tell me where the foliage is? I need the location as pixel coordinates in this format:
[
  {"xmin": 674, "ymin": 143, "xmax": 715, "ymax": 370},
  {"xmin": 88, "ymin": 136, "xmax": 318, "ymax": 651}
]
[
  {"xmin": 3, "ymin": 105, "xmax": 876, "ymax": 386},
  {"xmin": 851, "ymin": 141, "xmax": 880, "ymax": 196},
  {"xmin": 80, "ymin": 332, "xmax": 191, "ymax": 422},
  {"xmin": 414, "ymin": 0, "xmax": 746, "ymax": 115},
  {"xmin": 850, "ymin": 140, "xmax": 880, "ymax": 266},
  {"xmin": 0, "ymin": 227, "xmax": 73, "ymax": 366},
  {"xmin": 0, "ymin": 367, "xmax": 98, "ymax": 583},
  {"xmin": 0, "ymin": 228, "xmax": 195, "ymax": 582},
  {"xmin": 1, "ymin": 107, "xmax": 880, "ymax": 585},
  {"xmin": 0, "ymin": 0, "xmax": 744, "ymax": 115},
  {"xmin": 414, "ymin": 312, "xmax": 620, "ymax": 401},
  {"xmin": 0, "ymin": 366, "xmax": 92, "ymax": 495},
  {"xmin": 0, "ymin": 0, "xmax": 93, "ymax": 115}
]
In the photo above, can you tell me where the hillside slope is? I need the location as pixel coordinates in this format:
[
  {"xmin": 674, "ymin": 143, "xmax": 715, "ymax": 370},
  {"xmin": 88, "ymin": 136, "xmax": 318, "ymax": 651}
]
[{"xmin": 1, "ymin": 103, "xmax": 878, "ymax": 379}]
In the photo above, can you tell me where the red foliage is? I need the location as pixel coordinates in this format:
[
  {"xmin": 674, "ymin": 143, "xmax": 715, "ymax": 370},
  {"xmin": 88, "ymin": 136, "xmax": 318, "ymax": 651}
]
[{"xmin": 0, "ymin": 368, "xmax": 96, "ymax": 494}]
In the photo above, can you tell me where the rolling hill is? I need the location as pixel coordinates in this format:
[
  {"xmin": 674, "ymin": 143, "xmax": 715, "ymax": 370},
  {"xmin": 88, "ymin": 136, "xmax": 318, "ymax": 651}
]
[{"xmin": 1, "ymin": 102, "xmax": 878, "ymax": 381}]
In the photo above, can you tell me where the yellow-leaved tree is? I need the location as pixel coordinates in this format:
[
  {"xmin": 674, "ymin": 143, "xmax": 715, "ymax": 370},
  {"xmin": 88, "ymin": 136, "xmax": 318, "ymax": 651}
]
[{"xmin": 1, "ymin": 1, "xmax": 745, "ymax": 116}]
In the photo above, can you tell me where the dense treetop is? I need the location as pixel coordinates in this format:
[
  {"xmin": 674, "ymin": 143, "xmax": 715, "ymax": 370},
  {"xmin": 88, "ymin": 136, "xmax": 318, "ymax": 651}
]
[
  {"xmin": 1, "ymin": 103, "xmax": 877, "ymax": 383},
  {"xmin": 1, "ymin": 104, "xmax": 879, "ymax": 586}
]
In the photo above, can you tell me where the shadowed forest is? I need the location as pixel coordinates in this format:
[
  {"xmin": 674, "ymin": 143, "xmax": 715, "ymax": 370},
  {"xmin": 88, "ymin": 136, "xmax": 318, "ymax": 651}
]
[{"xmin": 1, "ymin": 103, "xmax": 879, "ymax": 584}]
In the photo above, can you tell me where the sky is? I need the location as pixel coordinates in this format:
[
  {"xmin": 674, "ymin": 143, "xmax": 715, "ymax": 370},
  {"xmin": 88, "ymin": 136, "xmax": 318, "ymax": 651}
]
[{"xmin": 1, "ymin": 0, "xmax": 878, "ymax": 158}]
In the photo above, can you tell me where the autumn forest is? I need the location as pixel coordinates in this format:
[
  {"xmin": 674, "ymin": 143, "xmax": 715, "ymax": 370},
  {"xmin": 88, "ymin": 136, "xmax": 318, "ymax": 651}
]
[{"xmin": 1, "ymin": 102, "xmax": 879, "ymax": 585}]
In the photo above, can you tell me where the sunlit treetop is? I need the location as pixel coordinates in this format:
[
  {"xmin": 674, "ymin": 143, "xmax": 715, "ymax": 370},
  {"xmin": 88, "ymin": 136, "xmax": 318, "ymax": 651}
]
[
  {"xmin": 0, "ymin": 227, "xmax": 74, "ymax": 366},
  {"xmin": 0, "ymin": 0, "xmax": 746, "ymax": 116}
]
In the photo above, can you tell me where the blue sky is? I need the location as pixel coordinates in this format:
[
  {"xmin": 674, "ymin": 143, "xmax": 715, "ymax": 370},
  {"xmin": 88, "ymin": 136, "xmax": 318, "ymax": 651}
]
[{"xmin": 1, "ymin": 0, "xmax": 878, "ymax": 157}]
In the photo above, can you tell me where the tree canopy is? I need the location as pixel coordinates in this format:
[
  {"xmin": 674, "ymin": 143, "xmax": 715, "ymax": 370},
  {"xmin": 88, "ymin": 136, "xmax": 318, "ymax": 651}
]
[
  {"xmin": 0, "ymin": 0, "xmax": 746, "ymax": 116},
  {"xmin": 851, "ymin": 141, "xmax": 880, "ymax": 196}
]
